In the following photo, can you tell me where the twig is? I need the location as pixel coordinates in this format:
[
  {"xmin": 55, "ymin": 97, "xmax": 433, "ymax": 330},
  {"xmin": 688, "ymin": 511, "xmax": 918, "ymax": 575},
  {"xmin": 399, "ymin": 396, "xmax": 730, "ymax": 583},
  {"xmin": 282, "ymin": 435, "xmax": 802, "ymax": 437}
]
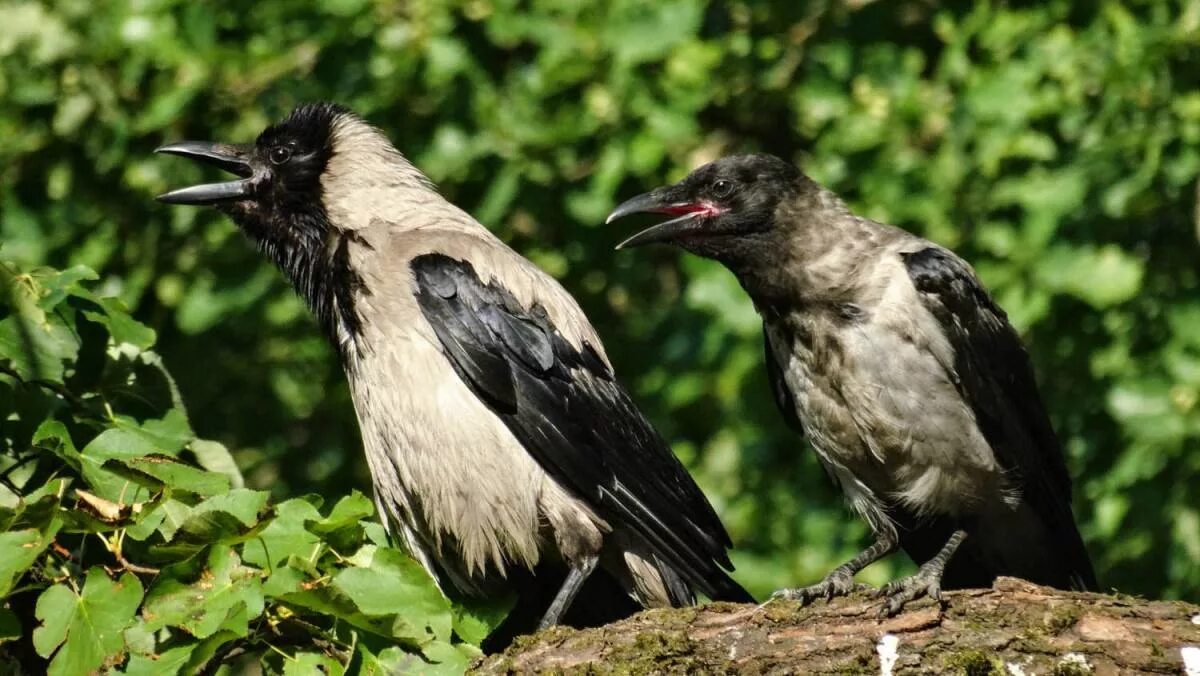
[
  {"xmin": 98, "ymin": 532, "xmax": 160, "ymax": 576},
  {"xmin": 0, "ymin": 364, "xmax": 89, "ymax": 410},
  {"xmin": 112, "ymin": 547, "xmax": 161, "ymax": 576}
]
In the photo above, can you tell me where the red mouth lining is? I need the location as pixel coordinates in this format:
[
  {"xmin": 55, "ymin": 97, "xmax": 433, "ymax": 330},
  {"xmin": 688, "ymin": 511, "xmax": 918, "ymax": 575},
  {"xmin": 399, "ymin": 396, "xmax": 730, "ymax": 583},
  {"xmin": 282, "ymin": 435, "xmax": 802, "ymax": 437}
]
[{"xmin": 655, "ymin": 202, "xmax": 723, "ymax": 217}]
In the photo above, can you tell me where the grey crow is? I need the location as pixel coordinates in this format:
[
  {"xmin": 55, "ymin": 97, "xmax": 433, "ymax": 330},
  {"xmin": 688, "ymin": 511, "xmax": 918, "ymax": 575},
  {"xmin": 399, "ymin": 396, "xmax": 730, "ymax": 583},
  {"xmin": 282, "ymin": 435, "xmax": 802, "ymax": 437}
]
[
  {"xmin": 155, "ymin": 103, "xmax": 751, "ymax": 645},
  {"xmin": 608, "ymin": 154, "xmax": 1097, "ymax": 615}
]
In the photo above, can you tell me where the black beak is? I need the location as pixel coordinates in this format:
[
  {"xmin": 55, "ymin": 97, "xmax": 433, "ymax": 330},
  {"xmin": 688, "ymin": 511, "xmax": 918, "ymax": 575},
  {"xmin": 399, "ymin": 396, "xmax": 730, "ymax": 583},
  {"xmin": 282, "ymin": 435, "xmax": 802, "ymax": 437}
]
[
  {"xmin": 607, "ymin": 190, "xmax": 711, "ymax": 250},
  {"xmin": 155, "ymin": 141, "xmax": 256, "ymax": 205}
]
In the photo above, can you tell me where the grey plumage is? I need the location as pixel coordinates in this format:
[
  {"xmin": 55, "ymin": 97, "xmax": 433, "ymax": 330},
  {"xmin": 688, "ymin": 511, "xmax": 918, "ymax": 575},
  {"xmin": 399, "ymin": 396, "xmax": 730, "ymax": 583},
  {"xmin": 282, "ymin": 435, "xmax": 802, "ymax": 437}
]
[
  {"xmin": 609, "ymin": 154, "xmax": 1096, "ymax": 614},
  {"xmin": 155, "ymin": 103, "xmax": 750, "ymax": 646}
]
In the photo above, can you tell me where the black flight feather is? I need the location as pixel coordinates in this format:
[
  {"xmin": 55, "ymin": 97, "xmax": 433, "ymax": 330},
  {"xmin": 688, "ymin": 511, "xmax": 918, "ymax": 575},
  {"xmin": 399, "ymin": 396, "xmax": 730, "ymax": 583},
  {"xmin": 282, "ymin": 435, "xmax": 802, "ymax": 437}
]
[
  {"xmin": 410, "ymin": 253, "xmax": 752, "ymax": 603},
  {"xmin": 902, "ymin": 247, "xmax": 1097, "ymax": 591}
]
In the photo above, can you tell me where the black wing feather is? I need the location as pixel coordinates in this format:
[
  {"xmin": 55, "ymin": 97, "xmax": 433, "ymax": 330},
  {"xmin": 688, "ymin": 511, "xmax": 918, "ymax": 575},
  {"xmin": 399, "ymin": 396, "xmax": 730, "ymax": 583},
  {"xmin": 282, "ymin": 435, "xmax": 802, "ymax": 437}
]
[
  {"xmin": 762, "ymin": 325, "xmax": 805, "ymax": 436},
  {"xmin": 411, "ymin": 254, "xmax": 751, "ymax": 603},
  {"xmin": 903, "ymin": 247, "xmax": 1097, "ymax": 590},
  {"xmin": 426, "ymin": 304, "xmax": 517, "ymax": 412}
]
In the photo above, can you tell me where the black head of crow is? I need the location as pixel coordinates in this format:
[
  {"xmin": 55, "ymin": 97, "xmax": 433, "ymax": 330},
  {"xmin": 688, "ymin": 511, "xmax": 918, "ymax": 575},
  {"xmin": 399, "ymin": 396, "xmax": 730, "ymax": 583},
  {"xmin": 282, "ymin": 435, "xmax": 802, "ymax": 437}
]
[
  {"xmin": 609, "ymin": 154, "xmax": 810, "ymax": 263},
  {"xmin": 159, "ymin": 102, "xmax": 342, "ymax": 210},
  {"xmin": 156, "ymin": 103, "xmax": 752, "ymax": 648},
  {"xmin": 610, "ymin": 153, "xmax": 1097, "ymax": 616}
]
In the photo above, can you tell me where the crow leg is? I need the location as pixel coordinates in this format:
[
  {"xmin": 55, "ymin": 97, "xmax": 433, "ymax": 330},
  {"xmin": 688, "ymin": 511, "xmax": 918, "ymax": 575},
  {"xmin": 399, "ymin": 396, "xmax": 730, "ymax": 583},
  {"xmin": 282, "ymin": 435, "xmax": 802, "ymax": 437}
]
[
  {"xmin": 537, "ymin": 555, "xmax": 599, "ymax": 630},
  {"xmin": 877, "ymin": 529, "xmax": 967, "ymax": 617},
  {"xmin": 769, "ymin": 530, "xmax": 899, "ymax": 604}
]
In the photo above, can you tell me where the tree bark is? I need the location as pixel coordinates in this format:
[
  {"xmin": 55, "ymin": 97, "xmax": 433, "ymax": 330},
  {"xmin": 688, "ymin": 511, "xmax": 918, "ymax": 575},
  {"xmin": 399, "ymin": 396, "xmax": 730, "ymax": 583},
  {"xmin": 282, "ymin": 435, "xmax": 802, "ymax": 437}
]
[{"xmin": 474, "ymin": 578, "xmax": 1200, "ymax": 675}]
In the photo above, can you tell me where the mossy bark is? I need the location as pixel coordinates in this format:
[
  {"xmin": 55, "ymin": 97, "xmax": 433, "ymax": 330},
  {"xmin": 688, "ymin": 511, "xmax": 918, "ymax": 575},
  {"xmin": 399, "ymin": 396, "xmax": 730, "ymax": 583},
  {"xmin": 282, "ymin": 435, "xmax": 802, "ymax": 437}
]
[{"xmin": 473, "ymin": 578, "xmax": 1200, "ymax": 675}]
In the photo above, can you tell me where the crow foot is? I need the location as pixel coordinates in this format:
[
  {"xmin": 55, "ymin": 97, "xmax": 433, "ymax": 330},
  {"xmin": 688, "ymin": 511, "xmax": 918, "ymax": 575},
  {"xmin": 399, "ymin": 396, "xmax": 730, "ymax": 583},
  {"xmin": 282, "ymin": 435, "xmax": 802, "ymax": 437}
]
[
  {"xmin": 875, "ymin": 528, "xmax": 966, "ymax": 617},
  {"xmin": 876, "ymin": 564, "xmax": 946, "ymax": 617},
  {"xmin": 768, "ymin": 567, "xmax": 872, "ymax": 606}
]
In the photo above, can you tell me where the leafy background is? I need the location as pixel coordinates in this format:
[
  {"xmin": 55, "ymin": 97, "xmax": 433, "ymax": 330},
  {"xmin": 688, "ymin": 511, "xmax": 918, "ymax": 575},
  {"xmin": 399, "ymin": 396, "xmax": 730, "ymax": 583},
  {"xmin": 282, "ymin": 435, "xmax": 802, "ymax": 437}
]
[{"xmin": 2, "ymin": 0, "xmax": 1199, "ymax": 672}]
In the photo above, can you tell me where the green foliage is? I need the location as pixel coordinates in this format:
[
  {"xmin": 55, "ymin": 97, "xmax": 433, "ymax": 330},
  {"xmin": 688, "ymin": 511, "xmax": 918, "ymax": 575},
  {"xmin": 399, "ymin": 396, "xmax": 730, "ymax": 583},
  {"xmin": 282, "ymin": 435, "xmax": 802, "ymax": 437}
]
[
  {"xmin": 34, "ymin": 569, "xmax": 143, "ymax": 676},
  {"xmin": 0, "ymin": 1, "xmax": 1198, "ymax": 671},
  {"xmin": 0, "ymin": 265, "xmax": 498, "ymax": 672}
]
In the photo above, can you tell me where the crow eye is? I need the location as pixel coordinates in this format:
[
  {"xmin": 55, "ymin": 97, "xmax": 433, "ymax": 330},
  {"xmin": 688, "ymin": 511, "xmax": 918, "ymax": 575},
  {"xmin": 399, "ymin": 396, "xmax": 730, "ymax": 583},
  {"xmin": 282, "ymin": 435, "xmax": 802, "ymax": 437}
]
[
  {"xmin": 712, "ymin": 179, "xmax": 734, "ymax": 198},
  {"xmin": 269, "ymin": 145, "xmax": 293, "ymax": 165}
]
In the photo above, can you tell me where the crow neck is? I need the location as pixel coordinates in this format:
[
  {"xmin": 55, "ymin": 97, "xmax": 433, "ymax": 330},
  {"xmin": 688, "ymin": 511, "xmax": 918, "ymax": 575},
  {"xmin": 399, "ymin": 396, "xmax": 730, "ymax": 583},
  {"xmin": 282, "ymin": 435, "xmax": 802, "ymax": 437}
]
[
  {"xmin": 227, "ymin": 205, "xmax": 368, "ymax": 360},
  {"xmin": 719, "ymin": 191, "xmax": 877, "ymax": 319}
]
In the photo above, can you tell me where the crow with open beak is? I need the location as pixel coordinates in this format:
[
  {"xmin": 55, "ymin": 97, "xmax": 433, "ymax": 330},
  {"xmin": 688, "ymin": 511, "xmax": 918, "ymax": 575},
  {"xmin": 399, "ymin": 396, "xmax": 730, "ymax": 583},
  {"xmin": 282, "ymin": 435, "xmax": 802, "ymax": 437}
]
[
  {"xmin": 156, "ymin": 103, "xmax": 752, "ymax": 646},
  {"xmin": 608, "ymin": 154, "xmax": 1097, "ymax": 615}
]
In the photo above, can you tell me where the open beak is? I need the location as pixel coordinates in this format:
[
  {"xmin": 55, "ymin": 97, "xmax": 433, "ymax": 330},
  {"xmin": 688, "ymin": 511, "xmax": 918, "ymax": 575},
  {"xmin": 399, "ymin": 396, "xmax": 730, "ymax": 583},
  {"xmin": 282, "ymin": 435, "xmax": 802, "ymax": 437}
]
[
  {"xmin": 606, "ymin": 190, "xmax": 715, "ymax": 249},
  {"xmin": 155, "ymin": 141, "xmax": 256, "ymax": 205}
]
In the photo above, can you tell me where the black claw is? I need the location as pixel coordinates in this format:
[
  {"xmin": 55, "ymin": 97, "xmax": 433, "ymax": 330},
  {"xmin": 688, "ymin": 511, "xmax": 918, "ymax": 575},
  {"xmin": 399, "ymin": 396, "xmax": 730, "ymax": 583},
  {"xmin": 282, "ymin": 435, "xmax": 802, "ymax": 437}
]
[
  {"xmin": 770, "ymin": 571, "xmax": 866, "ymax": 608},
  {"xmin": 877, "ymin": 571, "xmax": 944, "ymax": 617}
]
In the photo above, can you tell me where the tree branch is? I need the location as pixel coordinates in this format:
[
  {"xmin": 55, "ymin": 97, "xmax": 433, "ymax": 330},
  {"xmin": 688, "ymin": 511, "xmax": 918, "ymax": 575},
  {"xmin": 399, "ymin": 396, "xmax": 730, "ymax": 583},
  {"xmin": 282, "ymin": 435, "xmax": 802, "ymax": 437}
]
[{"xmin": 475, "ymin": 578, "xmax": 1200, "ymax": 674}]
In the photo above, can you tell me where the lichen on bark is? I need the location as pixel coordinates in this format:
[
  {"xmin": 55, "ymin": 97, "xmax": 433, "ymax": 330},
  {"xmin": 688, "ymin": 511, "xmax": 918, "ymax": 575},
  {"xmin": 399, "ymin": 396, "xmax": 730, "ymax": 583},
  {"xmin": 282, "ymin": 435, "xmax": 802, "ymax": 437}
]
[{"xmin": 474, "ymin": 578, "xmax": 1200, "ymax": 674}]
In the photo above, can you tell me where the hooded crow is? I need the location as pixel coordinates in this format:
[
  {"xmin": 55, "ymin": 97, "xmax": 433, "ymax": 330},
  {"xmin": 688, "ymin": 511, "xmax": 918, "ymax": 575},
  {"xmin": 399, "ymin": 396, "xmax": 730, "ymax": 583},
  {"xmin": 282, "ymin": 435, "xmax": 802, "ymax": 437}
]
[
  {"xmin": 156, "ymin": 103, "xmax": 752, "ymax": 645},
  {"xmin": 609, "ymin": 154, "xmax": 1096, "ymax": 615}
]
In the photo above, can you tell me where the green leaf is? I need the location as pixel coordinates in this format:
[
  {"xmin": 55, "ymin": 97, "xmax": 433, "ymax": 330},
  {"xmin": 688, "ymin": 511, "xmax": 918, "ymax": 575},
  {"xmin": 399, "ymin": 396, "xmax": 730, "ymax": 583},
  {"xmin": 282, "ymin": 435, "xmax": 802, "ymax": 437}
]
[
  {"xmin": 451, "ymin": 593, "xmax": 513, "ymax": 645},
  {"xmin": 304, "ymin": 489, "xmax": 372, "ymax": 552},
  {"xmin": 136, "ymin": 409, "xmax": 194, "ymax": 451},
  {"xmin": 270, "ymin": 569, "xmax": 397, "ymax": 639},
  {"xmin": 76, "ymin": 428, "xmax": 162, "ymax": 503},
  {"xmin": 356, "ymin": 642, "xmax": 428, "ymax": 675},
  {"xmin": 0, "ymin": 523, "xmax": 61, "ymax": 597},
  {"xmin": 120, "ymin": 620, "xmax": 199, "ymax": 675},
  {"xmin": 81, "ymin": 297, "xmax": 156, "ymax": 350},
  {"xmin": 32, "ymin": 420, "xmax": 79, "ymax": 470},
  {"xmin": 33, "ymin": 569, "xmax": 143, "ymax": 676},
  {"xmin": 306, "ymin": 490, "xmax": 373, "ymax": 535},
  {"xmin": 141, "ymin": 545, "xmax": 265, "ymax": 639},
  {"xmin": 120, "ymin": 619, "xmax": 155, "ymax": 655},
  {"xmin": 148, "ymin": 498, "xmax": 194, "ymax": 541},
  {"xmin": 334, "ymin": 545, "xmax": 451, "ymax": 643},
  {"xmin": 154, "ymin": 489, "xmax": 271, "ymax": 556},
  {"xmin": 177, "ymin": 629, "xmax": 240, "ymax": 674},
  {"xmin": 105, "ymin": 454, "xmax": 230, "ymax": 496},
  {"xmin": 283, "ymin": 652, "xmax": 346, "ymax": 675},
  {"xmin": 420, "ymin": 640, "xmax": 476, "ymax": 675},
  {"xmin": 189, "ymin": 439, "xmax": 244, "ymax": 489},
  {"xmin": 119, "ymin": 641, "xmax": 198, "ymax": 676},
  {"xmin": 242, "ymin": 495, "xmax": 323, "ymax": 569},
  {"xmin": 363, "ymin": 520, "xmax": 391, "ymax": 547},
  {"xmin": 0, "ymin": 294, "xmax": 79, "ymax": 383},
  {"xmin": 2, "ymin": 474, "xmax": 67, "ymax": 532},
  {"xmin": 262, "ymin": 561, "xmax": 308, "ymax": 597},
  {"xmin": 78, "ymin": 408, "xmax": 192, "ymax": 480},
  {"xmin": 35, "ymin": 264, "xmax": 98, "ymax": 309},
  {"xmin": 187, "ymin": 488, "xmax": 270, "ymax": 528},
  {"xmin": 270, "ymin": 545, "xmax": 450, "ymax": 645}
]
